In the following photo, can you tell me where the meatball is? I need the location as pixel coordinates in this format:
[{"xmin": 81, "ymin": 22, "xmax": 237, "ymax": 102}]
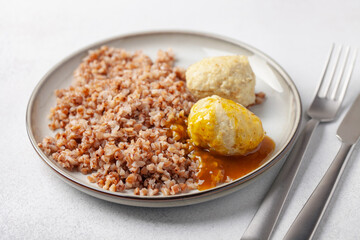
[
  {"xmin": 187, "ymin": 95, "xmax": 264, "ymax": 156},
  {"xmin": 186, "ymin": 55, "xmax": 256, "ymax": 107}
]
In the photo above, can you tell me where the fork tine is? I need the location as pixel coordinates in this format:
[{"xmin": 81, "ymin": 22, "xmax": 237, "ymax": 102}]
[
  {"xmin": 323, "ymin": 45, "xmax": 343, "ymax": 97},
  {"xmin": 336, "ymin": 48, "xmax": 357, "ymax": 102},
  {"xmin": 330, "ymin": 46, "xmax": 350, "ymax": 99},
  {"xmin": 315, "ymin": 44, "xmax": 336, "ymax": 97}
]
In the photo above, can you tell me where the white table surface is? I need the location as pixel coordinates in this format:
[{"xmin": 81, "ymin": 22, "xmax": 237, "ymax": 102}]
[{"xmin": 1, "ymin": 0, "xmax": 360, "ymax": 239}]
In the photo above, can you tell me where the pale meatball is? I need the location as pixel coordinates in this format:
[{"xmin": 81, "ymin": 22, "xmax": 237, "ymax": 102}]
[
  {"xmin": 186, "ymin": 55, "xmax": 256, "ymax": 107},
  {"xmin": 187, "ymin": 95, "xmax": 264, "ymax": 156}
]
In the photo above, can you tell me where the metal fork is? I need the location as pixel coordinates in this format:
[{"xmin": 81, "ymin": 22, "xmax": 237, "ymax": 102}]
[{"xmin": 241, "ymin": 45, "xmax": 357, "ymax": 240}]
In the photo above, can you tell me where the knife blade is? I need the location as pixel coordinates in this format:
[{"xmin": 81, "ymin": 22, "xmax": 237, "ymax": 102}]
[
  {"xmin": 337, "ymin": 94, "xmax": 360, "ymax": 143},
  {"xmin": 284, "ymin": 93, "xmax": 360, "ymax": 240}
]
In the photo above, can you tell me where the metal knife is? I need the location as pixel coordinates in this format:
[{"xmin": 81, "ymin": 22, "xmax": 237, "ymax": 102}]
[{"xmin": 284, "ymin": 93, "xmax": 360, "ymax": 240}]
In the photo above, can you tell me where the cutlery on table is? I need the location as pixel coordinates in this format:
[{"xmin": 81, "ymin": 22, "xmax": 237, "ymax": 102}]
[
  {"xmin": 284, "ymin": 93, "xmax": 360, "ymax": 240},
  {"xmin": 241, "ymin": 45, "xmax": 357, "ymax": 240}
]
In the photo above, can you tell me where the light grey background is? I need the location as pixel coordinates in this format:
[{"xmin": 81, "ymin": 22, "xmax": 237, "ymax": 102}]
[{"xmin": 1, "ymin": 0, "xmax": 360, "ymax": 239}]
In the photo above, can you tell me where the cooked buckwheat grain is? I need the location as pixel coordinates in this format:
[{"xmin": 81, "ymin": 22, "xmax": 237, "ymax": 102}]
[{"xmin": 39, "ymin": 46, "xmax": 198, "ymax": 196}]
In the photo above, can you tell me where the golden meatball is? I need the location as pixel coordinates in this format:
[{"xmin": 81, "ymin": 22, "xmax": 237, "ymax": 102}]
[{"xmin": 187, "ymin": 95, "xmax": 264, "ymax": 156}]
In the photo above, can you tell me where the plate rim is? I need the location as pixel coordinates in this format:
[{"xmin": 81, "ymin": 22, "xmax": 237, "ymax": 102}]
[{"xmin": 26, "ymin": 30, "xmax": 302, "ymax": 206}]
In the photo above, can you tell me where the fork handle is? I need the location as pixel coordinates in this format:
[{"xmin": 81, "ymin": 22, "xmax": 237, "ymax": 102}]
[
  {"xmin": 241, "ymin": 118, "xmax": 320, "ymax": 240},
  {"xmin": 283, "ymin": 142, "xmax": 353, "ymax": 240}
]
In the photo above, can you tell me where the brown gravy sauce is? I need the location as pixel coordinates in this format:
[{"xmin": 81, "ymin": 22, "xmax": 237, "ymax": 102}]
[
  {"xmin": 168, "ymin": 120, "xmax": 275, "ymax": 191},
  {"xmin": 190, "ymin": 136, "xmax": 275, "ymax": 191}
]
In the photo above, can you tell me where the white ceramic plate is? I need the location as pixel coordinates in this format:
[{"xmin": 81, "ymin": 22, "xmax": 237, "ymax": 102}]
[{"xmin": 26, "ymin": 31, "xmax": 302, "ymax": 207}]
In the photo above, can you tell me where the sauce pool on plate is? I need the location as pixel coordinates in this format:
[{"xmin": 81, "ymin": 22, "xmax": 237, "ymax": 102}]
[{"xmin": 191, "ymin": 136, "xmax": 275, "ymax": 191}]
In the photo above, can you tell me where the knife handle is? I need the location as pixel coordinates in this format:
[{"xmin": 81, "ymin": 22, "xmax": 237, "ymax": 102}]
[
  {"xmin": 284, "ymin": 142, "xmax": 353, "ymax": 240},
  {"xmin": 241, "ymin": 118, "xmax": 320, "ymax": 240}
]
